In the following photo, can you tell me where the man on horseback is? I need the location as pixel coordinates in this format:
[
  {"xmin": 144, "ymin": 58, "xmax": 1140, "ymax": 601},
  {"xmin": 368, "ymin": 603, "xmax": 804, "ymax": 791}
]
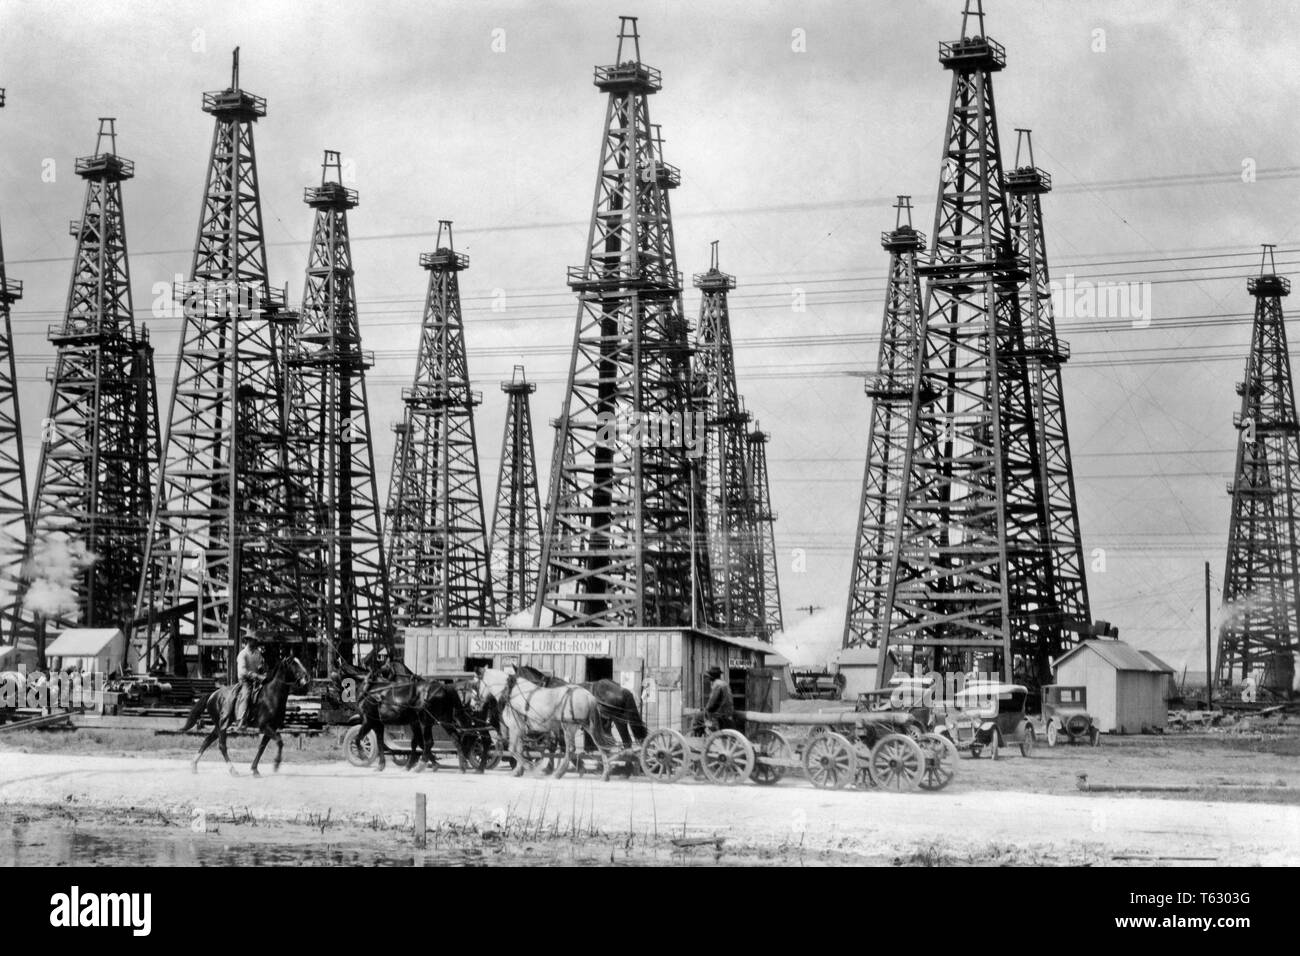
[{"xmin": 233, "ymin": 636, "xmax": 265, "ymax": 729}]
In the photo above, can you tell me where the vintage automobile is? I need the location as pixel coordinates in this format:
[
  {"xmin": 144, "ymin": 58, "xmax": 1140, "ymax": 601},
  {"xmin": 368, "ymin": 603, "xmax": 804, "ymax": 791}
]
[
  {"xmin": 1041, "ymin": 684, "xmax": 1101, "ymax": 747},
  {"xmin": 934, "ymin": 681, "xmax": 1036, "ymax": 759}
]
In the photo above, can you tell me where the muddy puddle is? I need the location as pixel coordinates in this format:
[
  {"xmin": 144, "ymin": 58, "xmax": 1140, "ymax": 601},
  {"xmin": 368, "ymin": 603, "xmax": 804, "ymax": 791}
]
[{"xmin": 0, "ymin": 814, "xmax": 845, "ymax": 866}]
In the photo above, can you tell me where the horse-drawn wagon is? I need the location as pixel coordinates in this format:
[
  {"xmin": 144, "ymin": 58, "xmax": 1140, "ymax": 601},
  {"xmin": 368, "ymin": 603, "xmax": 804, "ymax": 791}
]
[{"xmin": 335, "ymin": 668, "xmax": 495, "ymax": 772}]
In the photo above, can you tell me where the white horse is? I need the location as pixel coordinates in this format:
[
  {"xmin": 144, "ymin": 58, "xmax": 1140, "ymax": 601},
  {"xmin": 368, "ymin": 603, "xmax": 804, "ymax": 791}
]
[{"xmin": 470, "ymin": 668, "xmax": 613, "ymax": 779}]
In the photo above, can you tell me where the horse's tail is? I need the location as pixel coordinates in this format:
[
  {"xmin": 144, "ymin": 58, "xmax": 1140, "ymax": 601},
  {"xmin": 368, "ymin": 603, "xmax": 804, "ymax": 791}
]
[
  {"xmin": 622, "ymin": 689, "xmax": 649, "ymax": 743},
  {"xmin": 179, "ymin": 693, "xmax": 210, "ymax": 733},
  {"xmin": 584, "ymin": 691, "xmax": 616, "ymax": 750}
]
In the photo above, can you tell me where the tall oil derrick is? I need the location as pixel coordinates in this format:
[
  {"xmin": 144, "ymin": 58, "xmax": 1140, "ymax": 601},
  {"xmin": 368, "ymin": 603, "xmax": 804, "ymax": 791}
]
[
  {"xmin": 746, "ymin": 421, "xmax": 782, "ymax": 636},
  {"xmin": 1217, "ymin": 246, "xmax": 1300, "ymax": 696},
  {"xmin": 133, "ymin": 51, "xmax": 316, "ymax": 677},
  {"xmin": 878, "ymin": 1, "xmax": 1065, "ymax": 686},
  {"xmin": 1005, "ymin": 129, "xmax": 1091, "ymax": 646},
  {"xmin": 534, "ymin": 17, "xmax": 709, "ymax": 629},
  {"xmin": 693, "ymin": 241, "xmax": 764, "ymax": 638},
  {"xmin": 291, "ymin": 150, "xmax": 391, "ymax": 669},
  {"xmin": 385, "ymin": 220, "xmax": 494, "ymax": 629},
  {"xmin": 843, "ymin": 197, "xmax": 927, "ymax": 650},
  {"xmin": 16, "ymin": 119, "xmax": 161, "ymax": 650},
  {"xmin": 0, "ymin": 83, "xmax": 33, "ymax": 649},
  {"xmin": 488, "ymin": 366, "xmax": 541, "ymax": 622}
]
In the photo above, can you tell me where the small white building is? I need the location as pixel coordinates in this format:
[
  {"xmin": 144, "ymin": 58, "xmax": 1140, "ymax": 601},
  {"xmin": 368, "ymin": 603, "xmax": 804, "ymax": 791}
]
[
  {"xmin": 1051, "ymin": 639, "xmax": 1174, "ymax": 734},
  {"xmin": 44, "ymin": 628, "xmax": 126, "ymax": 677},
  {"xmin": 834, "ymin": 645, "xmax": 881, "ymax": 700}
]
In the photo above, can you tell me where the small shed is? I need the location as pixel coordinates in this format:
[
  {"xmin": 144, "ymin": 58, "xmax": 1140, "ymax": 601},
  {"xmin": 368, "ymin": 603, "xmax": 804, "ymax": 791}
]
[
  {"xmin": 44, "ymin": 628, "xmax": 126, "ymax": 677},
  {"xmin": 834, "ymin": 644, "xmax": 880, "ymax": 700},
  {"xmin": 1051, "ymin": 639, "xmax": 1174, "ymax": 734}
]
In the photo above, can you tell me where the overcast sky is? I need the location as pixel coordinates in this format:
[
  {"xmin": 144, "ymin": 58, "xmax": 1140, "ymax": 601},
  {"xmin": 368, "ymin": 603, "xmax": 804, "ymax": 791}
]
[{"xmin": 2, "ymin": 0, "xmax": 1297, "ymax": 671}]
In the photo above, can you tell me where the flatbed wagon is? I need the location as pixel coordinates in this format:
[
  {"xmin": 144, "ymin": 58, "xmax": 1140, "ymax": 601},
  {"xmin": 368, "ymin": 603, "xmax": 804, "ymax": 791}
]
[{"xmin": 639, "ymin": 708, "xmax": 957, "ymax": 792}]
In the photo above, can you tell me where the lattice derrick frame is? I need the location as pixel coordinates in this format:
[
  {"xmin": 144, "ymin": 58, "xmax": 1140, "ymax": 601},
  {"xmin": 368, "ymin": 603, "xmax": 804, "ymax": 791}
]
[
  {"xmin": 27, "ymin": 150, "xmax": 156, "ymax": 630},
  {"xmin": 386, "ymin": 246, "xmax": 494, "ymax": 628},
  {"xmin": 294, "ymin": 169, "xmax": 391, "ymax": 663},
  {"xmin": 489, "ymin": 375, "xmax": 541, "ymax": 621},
  {"xmin": 1218, "ymin": 280, "xmax": 1300, "ymax": 688},
  {"xmin": 844, "ymin": 230, "xmax": 925, "ymax": 649},
  {"xmin": 0, "ymin": 217, "xmax": 30, "ymax": 641},
  {"xmin": 535, "ymin": 66, "xmax": 703, "ymax": 629},
  {"xmin": 747, "ymin": 425, "xmax": 782, "ymax": 635},
  {"xmin": 135, "ymin": 89, "xmax": 309, "ymax": 668},
  {"xmin": 1007, "ymin": 173, "xmax": 1091, "ymax": 640},
  {"xmin": 878, "ymin": 62, "xmax": 1020, "ymax": 679},
  {"xmin": 694, "ymin": 268, "xmax": 762, "ymax": 636}
]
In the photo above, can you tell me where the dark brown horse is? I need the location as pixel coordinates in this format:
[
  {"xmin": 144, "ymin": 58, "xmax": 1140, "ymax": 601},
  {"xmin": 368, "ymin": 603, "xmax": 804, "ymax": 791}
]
[
  {"xmin": 354, "ymin": 676, "xmax": 489, "ymax": 772},
  {"xmin": 515, "ymin": 665, "xmax": 648, "ymax": 747},
  {"xmin": 180, "ymin": 656, "xmax": 311, "ymax": 776}
]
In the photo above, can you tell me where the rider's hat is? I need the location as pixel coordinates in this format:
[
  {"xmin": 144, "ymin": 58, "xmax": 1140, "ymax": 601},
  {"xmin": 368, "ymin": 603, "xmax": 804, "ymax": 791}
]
[{"xmin": 706, "ymin": 665, "xmax": 722, "ymax": 679}]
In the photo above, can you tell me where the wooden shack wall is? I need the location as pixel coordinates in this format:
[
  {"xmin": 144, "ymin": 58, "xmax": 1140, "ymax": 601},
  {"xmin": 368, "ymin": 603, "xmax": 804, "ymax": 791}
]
[{"xmin": 403, "ymin": 628, "xmax": 690, "ymax": 732}]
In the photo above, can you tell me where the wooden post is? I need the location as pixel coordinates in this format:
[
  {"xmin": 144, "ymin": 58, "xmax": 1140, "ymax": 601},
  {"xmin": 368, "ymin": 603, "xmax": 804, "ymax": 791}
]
[
  {"xmin": 414, "ymin": 793, "xmax": 427, "ymax": 848},
  {"xmin": 1204, "ymin": 562, "xmax": 1213, "ymax": 710}
]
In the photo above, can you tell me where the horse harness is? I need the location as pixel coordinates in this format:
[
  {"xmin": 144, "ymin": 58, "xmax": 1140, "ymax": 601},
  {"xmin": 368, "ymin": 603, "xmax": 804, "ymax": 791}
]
[{"xmin": 499, "ymin": 673, "xmax": 581, "ymax": 728}]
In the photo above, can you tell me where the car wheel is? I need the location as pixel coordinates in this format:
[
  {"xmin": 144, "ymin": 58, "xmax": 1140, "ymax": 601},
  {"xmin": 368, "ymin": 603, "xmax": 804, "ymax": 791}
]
[
  {"xmin": 1090, "ymin": 727, "xmax": 1101, "ymax": 747},
  {"xmin": 988, "ymin": 730, "xmax": 1000, "ymax": 761},
  {"xmin": 968, "ymin": 745, "xmax": 981, "ymax": 759},
  {"xmin": 1046, "ymin": 722, "xmax": 1058, "ymax": 747},
  {"xmin": 1019, "ymin": 725, "xmax": 1035, "ymax": 758}
]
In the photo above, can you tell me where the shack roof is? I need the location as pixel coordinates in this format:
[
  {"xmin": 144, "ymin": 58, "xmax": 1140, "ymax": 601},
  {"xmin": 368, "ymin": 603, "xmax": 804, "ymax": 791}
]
[{"xmin": 1053, "ymin": 639, "xmax": 1174, "ymax": 674}]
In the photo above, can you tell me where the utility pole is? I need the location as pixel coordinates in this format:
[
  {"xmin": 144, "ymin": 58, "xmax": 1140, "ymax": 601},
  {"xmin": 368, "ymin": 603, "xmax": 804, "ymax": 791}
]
[{"xmin": 1205, "ymin": 560, "xmax": 1213, "ymax": 710}]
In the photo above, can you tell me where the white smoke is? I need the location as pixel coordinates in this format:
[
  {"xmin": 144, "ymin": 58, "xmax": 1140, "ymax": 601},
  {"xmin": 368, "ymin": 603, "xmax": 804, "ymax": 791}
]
[
  {"xmin": 771, "ymin": 604, "xmax": 846, "ymax": 668},
  {"xmin": 22, "ymin": 536, "xmax": 97, "ymax": 619},
  {"xmin": 1217, "ymin": 590, "xmax": 1280, "ymax": 632},
  {"xmin": 503, "ymin": 609, "xmax": 534, "ymax": 628}
]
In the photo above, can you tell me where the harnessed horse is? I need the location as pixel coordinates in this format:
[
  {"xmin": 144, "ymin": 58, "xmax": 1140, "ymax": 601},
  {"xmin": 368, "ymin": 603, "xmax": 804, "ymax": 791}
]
[
  {"xmin": 354, "ymin": 675, "xmax": 491, "ymax": 772},
  {"xmin": 469, "ymin": 668, "xmax": 614, "ymax": 779}
]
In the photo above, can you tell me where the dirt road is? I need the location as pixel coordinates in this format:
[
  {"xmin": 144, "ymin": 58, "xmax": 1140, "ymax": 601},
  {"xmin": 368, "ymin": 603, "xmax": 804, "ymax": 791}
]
[{"xmin": 1, "ymin": 751, "xmax": 1296, "ymax": 865}]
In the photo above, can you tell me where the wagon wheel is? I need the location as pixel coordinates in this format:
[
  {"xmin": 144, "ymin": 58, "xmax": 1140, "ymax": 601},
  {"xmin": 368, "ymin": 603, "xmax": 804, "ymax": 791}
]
[
  {"xmin": 391, "ymin": 750, "xmax": 412, "ymax": 769},
  {"xmin": 802, "ymin": 731, "xmax": 856, "ymax": 790},
  {"xmin": 342, "ymin": 725, "xmax": 377, "ymax": 768},
  {"xmin": 701, "ymin": 730, "xmax": 755, "ymax": 786},
  {"xmin": 640, "ymin": 728, "xmax": 691, "ymax": 783},
  {"xmin": 521, "ymin": 738, "xmax": 562, "ymax": 777},
  {"xmin": 869, "ymin": 733, "xmax": 926, "ymax": 791},
  {"xmin": 457, "ymin": 731, "xmax": 497, "ymax": 773},
  {"xmin": 1046, "ymin": 722, "xmax": 1059, "ymax": 747},
  {"xmin": 750, "ymin": 729, "xmax": 792, "ymax": 786},
  {"xmin": 917, "ymin": 733, "xmax": 958, "ymax": 792},
  {"xmin": 988, "ymin": 729, "xmax": 1001, "ymax": 762},
  {"xmin": 903, "ymin": 721, "xmax": 926, "ymax": 743},
  {"xmin": 1019, "ymin": 725, "xmax": 1036, "ymax": 758}
]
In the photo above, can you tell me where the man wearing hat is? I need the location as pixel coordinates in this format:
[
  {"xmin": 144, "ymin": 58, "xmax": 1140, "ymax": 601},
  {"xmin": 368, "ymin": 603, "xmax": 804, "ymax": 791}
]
[{"xmin": 703, "ymin": 665, "xmax": 736, "ymax": 732}]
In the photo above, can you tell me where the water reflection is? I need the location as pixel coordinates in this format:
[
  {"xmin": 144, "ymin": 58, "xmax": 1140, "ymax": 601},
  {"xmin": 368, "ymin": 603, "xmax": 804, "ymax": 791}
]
[{"xmin": 0, "ymin": 819, "xmax": 729, "ymax": 867}]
